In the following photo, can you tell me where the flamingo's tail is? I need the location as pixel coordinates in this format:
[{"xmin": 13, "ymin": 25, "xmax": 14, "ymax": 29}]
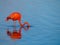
[{"xmin": 5, "ymin": 17, "xmax": 10, "ymax": 21}]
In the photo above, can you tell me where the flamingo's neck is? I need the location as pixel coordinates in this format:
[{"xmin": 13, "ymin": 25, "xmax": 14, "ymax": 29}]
[
  {"xmin": 18, "ymin": 20, "xmax": 30, "ymax": 27},
  {"xmin": 20, "ymin": 22, "xmax": 23, "ymax": 27},
  {"xmin": 18, "ymin": 19, "xmax": 23, "ymax": 27}
]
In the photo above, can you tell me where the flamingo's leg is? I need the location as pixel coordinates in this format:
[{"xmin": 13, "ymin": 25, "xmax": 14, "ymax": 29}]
[{"xmin": 13, "ymin": 21, "xmax": 16, "ymax": 27}]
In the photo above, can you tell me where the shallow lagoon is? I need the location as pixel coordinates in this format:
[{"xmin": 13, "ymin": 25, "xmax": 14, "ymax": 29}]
[{"xmin": 0, "ymin": 0, "xmax": 60, "ymax": 45}]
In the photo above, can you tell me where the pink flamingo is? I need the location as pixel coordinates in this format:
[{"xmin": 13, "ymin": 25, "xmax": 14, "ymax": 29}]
[{"xmin": 6, "ymin": 12, "xmax": 30, "ymax": 27}]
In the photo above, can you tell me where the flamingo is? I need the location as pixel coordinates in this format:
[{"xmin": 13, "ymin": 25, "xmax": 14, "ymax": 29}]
[{"xmin": 6, "ymin": 12, "xmax": 30, "ymax": 27}]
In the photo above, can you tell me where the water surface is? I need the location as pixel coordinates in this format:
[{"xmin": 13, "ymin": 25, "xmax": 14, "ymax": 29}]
[{"xmin": 0, "ymin": 0, "xmax": 60, "ymax": 45}]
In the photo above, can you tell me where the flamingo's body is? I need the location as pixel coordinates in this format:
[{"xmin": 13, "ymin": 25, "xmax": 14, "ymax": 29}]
[
  {"xmin": 6, "ymin": 12, "xmax": 30, "ymax": 27},
  {"xmin": 6, "ymin": 12, "xmax": 22, "ymax": 21}
]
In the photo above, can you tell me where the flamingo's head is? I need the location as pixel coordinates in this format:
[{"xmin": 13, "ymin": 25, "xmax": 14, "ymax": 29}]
[
  {"xmin": 24, "ymin": 22, "xmax": 30, "ymax": 27},
  {"xmin": 5, "ymin": 17, "xmax": 10, "ymax": 21}
]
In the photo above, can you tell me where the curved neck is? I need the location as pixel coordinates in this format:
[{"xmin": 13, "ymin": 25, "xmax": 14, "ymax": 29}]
[
  {"xmin": 18, "ymin": 20, "xmax": 23, "ymax": 27},
  {"xmin": 18, "ymin": 20, "xmax": 30, "ymax": 27},
  {"xmin": 20, "ymin": 22, "xmax": 23, "ymax": 27}
]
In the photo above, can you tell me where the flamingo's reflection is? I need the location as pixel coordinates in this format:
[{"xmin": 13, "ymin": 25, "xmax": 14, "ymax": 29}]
[{"xmin": 6, "ymin": 26, "xmax": 30, "ymax": 40}]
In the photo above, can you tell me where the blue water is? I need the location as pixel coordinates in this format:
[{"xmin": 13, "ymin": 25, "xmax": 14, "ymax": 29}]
[{"xmin": 0, "ymin": 0, "xmax": 60, "ymax": 45}]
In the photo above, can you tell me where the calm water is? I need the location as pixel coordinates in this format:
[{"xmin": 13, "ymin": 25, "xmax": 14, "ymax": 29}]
[{"xmin": 0, "ymin": 0, "xmax": 60, "ymax": 45}]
